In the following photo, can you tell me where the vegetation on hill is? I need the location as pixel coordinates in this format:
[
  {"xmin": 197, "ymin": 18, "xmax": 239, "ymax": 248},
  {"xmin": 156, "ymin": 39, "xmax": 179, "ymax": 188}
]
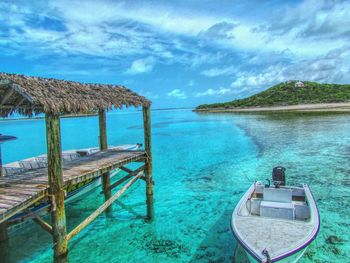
[{"xmin": 195, "ymin": 81, "xmax": 350, "ymax": 110}]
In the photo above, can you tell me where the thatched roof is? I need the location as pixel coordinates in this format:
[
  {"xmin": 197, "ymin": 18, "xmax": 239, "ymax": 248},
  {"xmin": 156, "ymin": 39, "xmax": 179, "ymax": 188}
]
[{"xmin": 0, "ymin": 73, "xmax": 150, "ymax": 117}]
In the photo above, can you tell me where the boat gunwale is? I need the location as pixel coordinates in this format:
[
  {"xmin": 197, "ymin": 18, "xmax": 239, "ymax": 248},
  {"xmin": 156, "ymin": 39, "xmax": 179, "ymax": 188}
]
[
  {"xmin": 231, "ymin": 184, "xmax": 262, "ymax": 262},
  {"xmin": 272, "ymin": 184, "xmax": 320, "ymax": 262},
  {"xmin": 231, "ymin": 183, "xmax": 320, "ymax": 262}
]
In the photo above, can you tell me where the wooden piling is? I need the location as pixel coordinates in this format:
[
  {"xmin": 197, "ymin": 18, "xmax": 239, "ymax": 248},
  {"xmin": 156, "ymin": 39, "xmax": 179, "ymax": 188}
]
[
  {"xmin": 0, "ymin": 222, "xmax": 8, "ymax": 242},
  {"xmin": 143, "ymin": 106, "xmax": 154, "ymax": 221},
  {"xmin": 98, "ymin": 109, "xmax": 112, "ymax": 213},
  {"xmin": 45, "ymin": 113, "xmax": 68, "ymax": 263},
  {"xmin": 98, "ymin": 109, "xmax": 108, "ymax": 151}
]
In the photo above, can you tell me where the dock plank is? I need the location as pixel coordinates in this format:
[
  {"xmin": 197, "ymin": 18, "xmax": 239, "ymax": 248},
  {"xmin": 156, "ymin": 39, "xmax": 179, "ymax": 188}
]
[
  {"xmin": 0, "ymin": 195, "xmax": 26, "ymax": 202},
  {"xmin": 0, "ymin": 198, "xmax": 20, "ymax": 206}
]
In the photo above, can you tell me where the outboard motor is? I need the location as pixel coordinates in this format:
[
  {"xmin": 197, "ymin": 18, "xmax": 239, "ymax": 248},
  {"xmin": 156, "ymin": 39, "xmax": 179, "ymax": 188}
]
[{"xmin": 272, "ymin": 166, "xmax": 286, "ymax": 187}]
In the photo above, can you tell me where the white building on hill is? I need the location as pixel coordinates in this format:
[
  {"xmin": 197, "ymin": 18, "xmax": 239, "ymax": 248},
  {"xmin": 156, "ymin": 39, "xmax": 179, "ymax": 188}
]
[{"xmin": 295, "ymin": 81, "xmax": 305, "ymax": 87}]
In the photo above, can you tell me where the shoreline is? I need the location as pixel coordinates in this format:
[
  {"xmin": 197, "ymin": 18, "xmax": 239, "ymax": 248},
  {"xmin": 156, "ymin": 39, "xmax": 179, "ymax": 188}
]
[{"xmin": 194, "ymin": 102, "xmax": 350, "ymax": 113}]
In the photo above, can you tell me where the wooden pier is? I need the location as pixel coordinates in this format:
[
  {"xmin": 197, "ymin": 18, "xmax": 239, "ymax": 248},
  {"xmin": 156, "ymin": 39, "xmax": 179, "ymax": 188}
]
[
  {"xmin": 0, "ymin": 149, "xmax": 146, "ymax": 224},
  {"xmin": 0, "ymin": 73, "xmax": 154, "ymax": 262}
]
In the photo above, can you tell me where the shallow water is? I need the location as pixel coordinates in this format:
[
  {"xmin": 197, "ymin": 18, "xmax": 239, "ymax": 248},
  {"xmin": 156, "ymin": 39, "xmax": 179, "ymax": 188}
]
[{"xmin": 0, "ymin": 110, "xmax": 349, "ymax": 262}]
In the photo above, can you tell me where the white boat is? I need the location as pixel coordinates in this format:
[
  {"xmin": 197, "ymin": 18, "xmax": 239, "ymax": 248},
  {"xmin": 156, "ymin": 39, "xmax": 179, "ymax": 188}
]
[
  {"xmin": 7, "ymin": 143, "xmax": 142, "ymax": 224},
  {"xmin": 231, "ymin": 167, "xmax": 320, "ymax": 263}
]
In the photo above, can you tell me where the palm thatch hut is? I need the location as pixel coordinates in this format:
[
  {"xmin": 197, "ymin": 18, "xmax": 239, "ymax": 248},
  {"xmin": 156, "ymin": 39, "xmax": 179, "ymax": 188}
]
[
  {"xmin": 0, "ymin": 73, "xmax": 153, "ymax": 263},
  {"xmin": 0, "ymin": 72, "xmax": 150, "ymax": 117}
]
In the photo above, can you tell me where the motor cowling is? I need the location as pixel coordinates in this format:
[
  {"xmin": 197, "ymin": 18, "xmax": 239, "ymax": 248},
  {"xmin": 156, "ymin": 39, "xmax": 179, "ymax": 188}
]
[{"xmin": 272, "ymin": 166, "xmax": 286, "ymax": 187}]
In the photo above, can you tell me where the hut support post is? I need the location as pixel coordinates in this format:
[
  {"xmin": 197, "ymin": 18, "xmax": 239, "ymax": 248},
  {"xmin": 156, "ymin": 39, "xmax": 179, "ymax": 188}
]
[
  {"xmin": 143, "ymin": 106, "xmax": 154, "ymax": 221},
  {"xmin": 98, "ymin": 109, "xmax": 108, "ymax": 150},
  {"xmin": 98, "ymin": 109, "xmax": 112, "ymax": 213},
  {"xmin": 45, "ymin": 113, "xmax": 68, "ymax": 263},
  {"xmin": 0, "ymin": 145, "xmax": 3, "ymax": 177}
]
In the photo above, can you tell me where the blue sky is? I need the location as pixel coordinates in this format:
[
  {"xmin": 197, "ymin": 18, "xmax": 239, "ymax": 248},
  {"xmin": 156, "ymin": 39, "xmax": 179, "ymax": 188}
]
[{"xmin": 0, "ymin": 0, "xmax": 349, "ymax": 108}]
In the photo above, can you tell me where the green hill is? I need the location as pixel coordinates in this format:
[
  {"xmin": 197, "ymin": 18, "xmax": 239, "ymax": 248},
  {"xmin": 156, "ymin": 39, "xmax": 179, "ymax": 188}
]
[{"xmin": 195, "ymin": 81, "xmax": 350, "ymax": 110}]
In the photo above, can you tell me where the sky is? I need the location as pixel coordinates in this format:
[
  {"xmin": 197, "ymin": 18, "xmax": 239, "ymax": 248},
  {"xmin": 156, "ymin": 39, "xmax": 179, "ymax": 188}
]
[{"xmin": 0, "ymin": 0, "xmax": 349, "ymax": 108}]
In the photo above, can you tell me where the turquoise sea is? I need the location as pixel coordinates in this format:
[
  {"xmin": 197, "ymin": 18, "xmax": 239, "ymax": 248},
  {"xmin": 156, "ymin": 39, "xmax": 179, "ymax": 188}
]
[{"xmin": 0, "ymin": 109, "xmax": 349, "ymax": 262}]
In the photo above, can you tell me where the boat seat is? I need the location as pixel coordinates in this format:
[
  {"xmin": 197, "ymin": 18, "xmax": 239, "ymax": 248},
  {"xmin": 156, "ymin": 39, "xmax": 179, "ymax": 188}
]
[
  {"xmin": 294, "ymin": 203, "xmax": 310, "ymax": 220},
  {"xmin": 260, "ymin": 201, "xmax": 295, "ymax": 220},
  {"xmin": 263, "ymin": 188, "xmax": 292, "ymax": 203}
]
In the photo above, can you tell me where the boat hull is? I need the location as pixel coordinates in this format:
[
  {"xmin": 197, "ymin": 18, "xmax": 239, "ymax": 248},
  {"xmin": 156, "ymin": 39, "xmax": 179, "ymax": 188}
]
[
  {"xmin": 234, "ymin": 243, "xmax": 307, "ymax": 263},
  {"xmin": 231, "ymin": 183, "xmax": 320, "ymax": 263}
]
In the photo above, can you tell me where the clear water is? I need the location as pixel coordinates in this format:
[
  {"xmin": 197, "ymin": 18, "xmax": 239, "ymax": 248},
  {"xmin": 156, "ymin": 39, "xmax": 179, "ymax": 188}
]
[{"xmin": 0, "ymin": 110, "xmax": 349, "ymax": 262}]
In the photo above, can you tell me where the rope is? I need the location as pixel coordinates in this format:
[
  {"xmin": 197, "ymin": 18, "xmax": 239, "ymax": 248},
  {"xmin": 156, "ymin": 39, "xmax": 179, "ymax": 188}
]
[
  {"xmin": 232, "ymin": 155, "xmax": 255, "ymax": 183},
  {"xmin": 262, "ymin": 248, "xmax": 271, "ymax": 263}
]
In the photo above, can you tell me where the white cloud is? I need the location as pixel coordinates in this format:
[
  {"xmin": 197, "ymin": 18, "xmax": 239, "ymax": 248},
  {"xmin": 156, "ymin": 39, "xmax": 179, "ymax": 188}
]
[
  {"xmin": 1, "ymin": 0, "xmax": 350, "ymax": 103},
  {"xmin": 199, "ymin": 21, "xmax": 237, "ymax": 39},
  {"xmin": 139, "ymin": 90, "xmax": 159, "ymax": 100},
  {"xmin": 167, "ymin": 89, "xmax": 187, "ymax": 99},
  {"xmin": 196, "ymin": 1, "xmax": 350, "ymax": 58},
  {"xmin": 231, "ymin": 45, "xmax": 350, "ymax": 92},
  {"xmin": 125, "ymin": 57, "xmax": 155, "ymax": 74},
  {"xmin": 201, "ymin": 66, "xmax": 236, "ymax": 77},
  {"xmin": 187, "ymin": 51, "xmax": 228, "ymax": 67},
  {"xmin": 50, "ymin": 0, "xmax": 218, "ymax": 36},
  {"xmin": 231, "ymin": 65, "xmax": 285, "ymax": 89},
  {"xmin": 2, "ymin": 0, "xmax": 350, "ymax": 61},
  {"xmin": 225, "ymin": 23, "xmax": 343, "ymax": 57},
  {"xmin": 194, "ymin": 87, "xmax": 232, "ymax": 97},
  {"xmin": 266, "ymin": 0, "xmax": 350, "ymax": 40},
  {"xmin": 0, "ymin": 1, "xmax": 229, "ymax": 69}
]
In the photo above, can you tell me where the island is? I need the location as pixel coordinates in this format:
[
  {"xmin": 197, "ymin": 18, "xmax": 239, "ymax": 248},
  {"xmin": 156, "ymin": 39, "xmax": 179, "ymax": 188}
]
[{"xmin": 195, "ymin": 81, "xmax": 350, "ymax": 112}]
